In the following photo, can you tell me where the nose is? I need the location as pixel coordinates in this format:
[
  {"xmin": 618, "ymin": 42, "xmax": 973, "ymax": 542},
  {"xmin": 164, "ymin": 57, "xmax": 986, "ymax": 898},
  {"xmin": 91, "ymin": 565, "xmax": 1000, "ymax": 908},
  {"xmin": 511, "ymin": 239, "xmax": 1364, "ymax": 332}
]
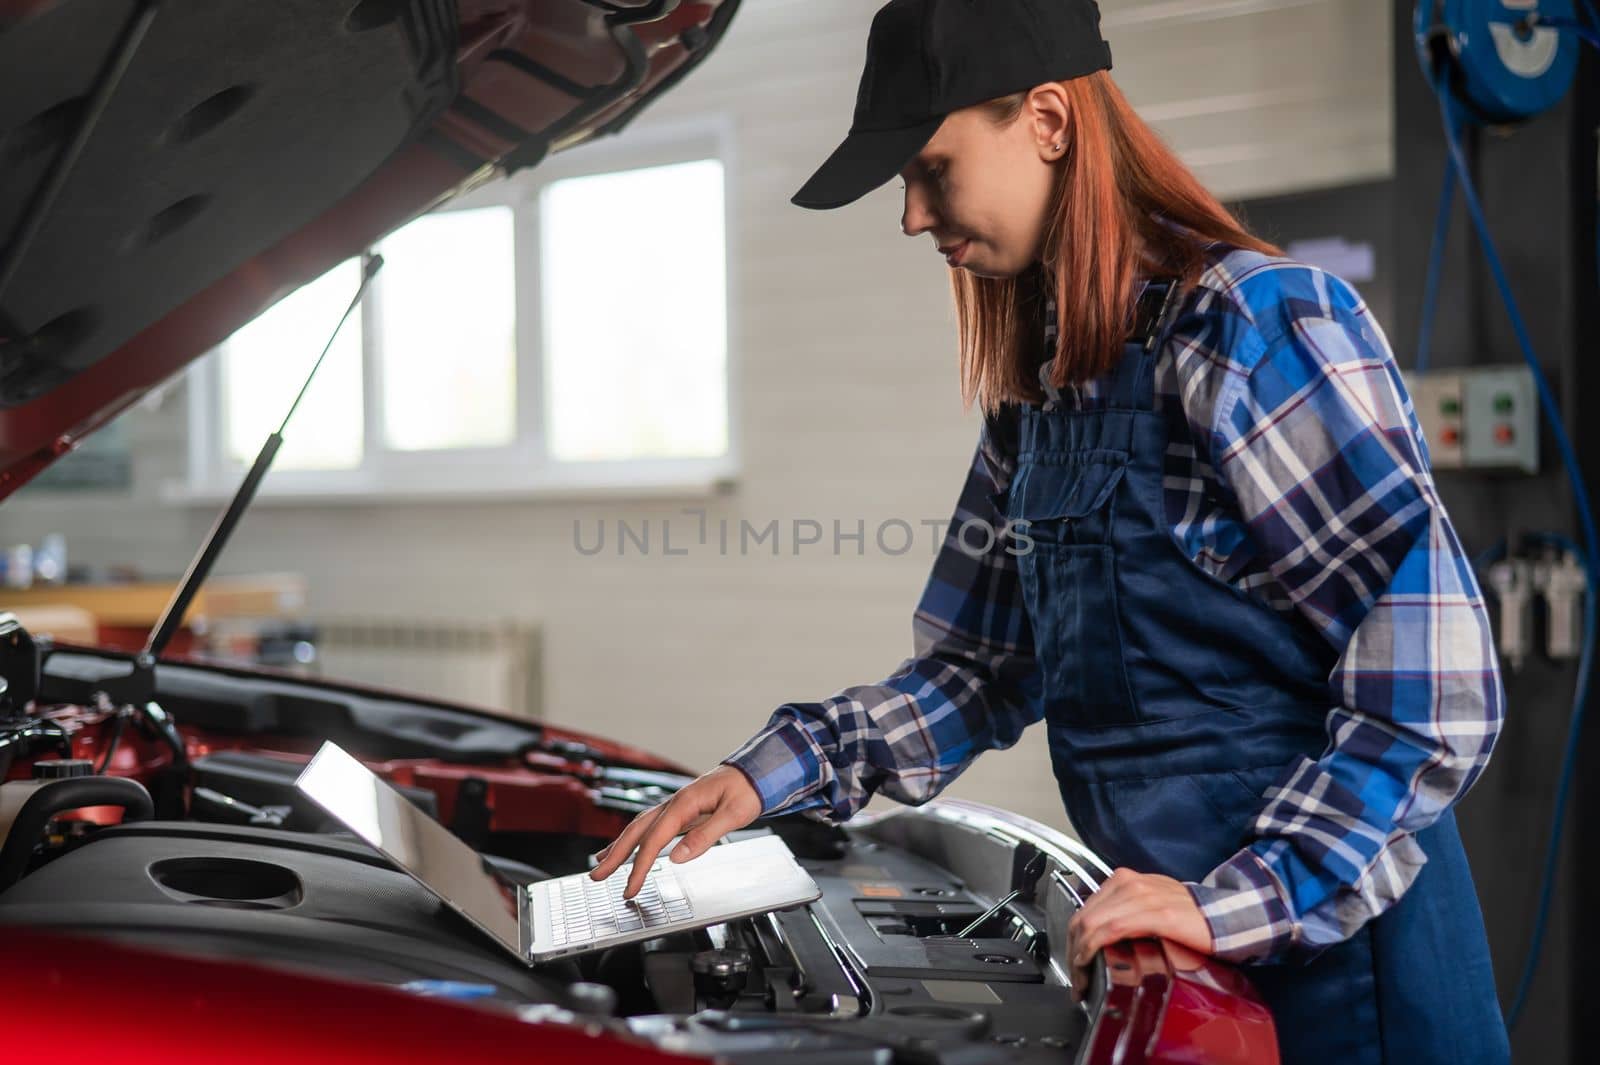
[{"xmin": 900, "ymin": 182, "xmax": 938, "ymax": 237}]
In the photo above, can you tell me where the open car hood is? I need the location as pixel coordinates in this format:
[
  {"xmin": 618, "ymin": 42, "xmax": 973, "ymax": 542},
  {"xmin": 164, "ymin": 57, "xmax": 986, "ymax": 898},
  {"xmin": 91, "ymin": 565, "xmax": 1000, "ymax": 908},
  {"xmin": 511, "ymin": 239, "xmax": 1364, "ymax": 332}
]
[{"xmin": 0, "ymin": 0, "xmax": 740, "ymax": 500}]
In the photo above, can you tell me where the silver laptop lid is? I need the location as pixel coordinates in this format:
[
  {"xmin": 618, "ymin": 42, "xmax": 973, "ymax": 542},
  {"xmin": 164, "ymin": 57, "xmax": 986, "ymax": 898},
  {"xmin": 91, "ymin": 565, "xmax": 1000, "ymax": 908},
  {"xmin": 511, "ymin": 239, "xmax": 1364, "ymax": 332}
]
[{"xmin": 295, "ymin": 741, "xmax": 523, "ymax": 955}]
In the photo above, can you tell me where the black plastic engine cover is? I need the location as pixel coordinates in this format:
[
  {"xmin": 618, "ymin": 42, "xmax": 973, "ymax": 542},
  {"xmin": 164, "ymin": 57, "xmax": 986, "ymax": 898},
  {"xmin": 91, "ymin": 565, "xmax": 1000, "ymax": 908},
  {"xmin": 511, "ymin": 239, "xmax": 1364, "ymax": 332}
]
[{"xmin": 0, "ymin": 821, "xmax": 560, "ymax": 1003}]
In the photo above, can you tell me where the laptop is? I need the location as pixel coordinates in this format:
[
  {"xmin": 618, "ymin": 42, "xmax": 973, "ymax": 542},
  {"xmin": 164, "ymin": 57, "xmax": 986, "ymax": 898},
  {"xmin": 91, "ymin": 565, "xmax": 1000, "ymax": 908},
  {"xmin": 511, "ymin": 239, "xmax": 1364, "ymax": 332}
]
[{"xmin": 293, "ymin": 741, "xmax": 822, "ymax": 963}]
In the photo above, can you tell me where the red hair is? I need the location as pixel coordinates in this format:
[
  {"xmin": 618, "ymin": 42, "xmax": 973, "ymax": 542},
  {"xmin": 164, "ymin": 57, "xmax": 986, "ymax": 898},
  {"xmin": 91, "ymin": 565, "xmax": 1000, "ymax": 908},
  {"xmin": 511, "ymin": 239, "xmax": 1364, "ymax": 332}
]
[{"xmin": 952, "ymin": 71, "xmax": 1282, "ymax": 412}]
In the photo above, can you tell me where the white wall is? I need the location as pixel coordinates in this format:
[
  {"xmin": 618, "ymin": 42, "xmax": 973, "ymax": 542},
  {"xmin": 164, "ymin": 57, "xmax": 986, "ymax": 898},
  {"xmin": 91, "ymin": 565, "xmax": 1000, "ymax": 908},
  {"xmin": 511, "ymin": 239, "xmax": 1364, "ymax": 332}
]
[{"xmin": 0, "ymin": 0, "xmax": 1391, "ymax": 833}]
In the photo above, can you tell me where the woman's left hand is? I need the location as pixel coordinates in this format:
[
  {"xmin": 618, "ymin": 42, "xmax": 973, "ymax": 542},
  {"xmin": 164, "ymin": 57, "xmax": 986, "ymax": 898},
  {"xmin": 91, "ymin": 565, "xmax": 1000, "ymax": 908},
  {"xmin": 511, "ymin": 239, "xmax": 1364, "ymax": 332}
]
[{"xmin": 1067, "ymin": 867, "xmax": 1213, "ymax": 1000}]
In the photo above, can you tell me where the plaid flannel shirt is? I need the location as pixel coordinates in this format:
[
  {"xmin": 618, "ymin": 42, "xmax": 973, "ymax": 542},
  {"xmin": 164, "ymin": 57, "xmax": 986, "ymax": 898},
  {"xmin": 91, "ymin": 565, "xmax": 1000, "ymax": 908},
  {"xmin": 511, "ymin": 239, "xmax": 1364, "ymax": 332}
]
[{"xmin": 722, "ymin": 246, "xmax": 1504, "ymax": 964}]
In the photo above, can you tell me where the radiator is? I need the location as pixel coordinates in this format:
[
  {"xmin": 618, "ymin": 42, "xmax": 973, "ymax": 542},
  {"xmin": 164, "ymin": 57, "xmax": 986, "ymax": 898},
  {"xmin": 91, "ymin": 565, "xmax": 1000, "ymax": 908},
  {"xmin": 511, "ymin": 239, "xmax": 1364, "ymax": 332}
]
[{"xmin": 308, "ymin": 617, "xmax": 542, "ymax": 720}]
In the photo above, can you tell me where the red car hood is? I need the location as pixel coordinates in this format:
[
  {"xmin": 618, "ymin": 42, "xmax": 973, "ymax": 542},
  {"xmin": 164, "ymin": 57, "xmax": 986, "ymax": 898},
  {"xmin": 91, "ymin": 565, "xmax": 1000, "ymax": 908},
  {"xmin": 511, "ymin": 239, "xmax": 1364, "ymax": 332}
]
[
  {"xmin": 0, "ymin": 927, "xmax": 696, "ymax": 1065},
  {"xmin": 0, "ymin": 0, "xmax": 740, "ymax": 500}
]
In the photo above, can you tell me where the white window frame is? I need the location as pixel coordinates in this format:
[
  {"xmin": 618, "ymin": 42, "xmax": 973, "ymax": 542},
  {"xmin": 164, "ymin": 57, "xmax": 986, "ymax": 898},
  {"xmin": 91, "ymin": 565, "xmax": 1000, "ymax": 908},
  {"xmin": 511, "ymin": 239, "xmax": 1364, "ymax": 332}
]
[{"xmin": 179, "ymin": 116, "xmax": 739, "ymax": 504}]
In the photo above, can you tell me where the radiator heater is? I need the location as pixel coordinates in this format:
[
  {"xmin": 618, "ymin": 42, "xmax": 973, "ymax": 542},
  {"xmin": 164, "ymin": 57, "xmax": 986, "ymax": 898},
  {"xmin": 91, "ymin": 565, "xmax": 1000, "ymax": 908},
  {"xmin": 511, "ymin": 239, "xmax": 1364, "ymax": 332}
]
[{"xmin": 308, "ymin": 617, "xmax": 542, "ymax": 720}]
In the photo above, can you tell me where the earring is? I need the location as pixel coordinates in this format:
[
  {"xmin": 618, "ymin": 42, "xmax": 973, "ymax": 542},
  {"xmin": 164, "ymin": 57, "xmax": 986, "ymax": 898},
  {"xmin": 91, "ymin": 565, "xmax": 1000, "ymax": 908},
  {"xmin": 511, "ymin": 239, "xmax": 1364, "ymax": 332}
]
[{"xmin": 1051, "ymin": 143, "xmax": 1062, "ymax": 152}]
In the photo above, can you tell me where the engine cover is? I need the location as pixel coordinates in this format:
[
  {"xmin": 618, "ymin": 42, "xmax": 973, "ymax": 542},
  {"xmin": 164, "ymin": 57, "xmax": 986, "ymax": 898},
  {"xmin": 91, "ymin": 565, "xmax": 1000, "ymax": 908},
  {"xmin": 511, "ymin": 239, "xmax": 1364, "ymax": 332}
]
[{"xmin": 0, "ymin": 821, "xmax": 561, "ymax": 1004}]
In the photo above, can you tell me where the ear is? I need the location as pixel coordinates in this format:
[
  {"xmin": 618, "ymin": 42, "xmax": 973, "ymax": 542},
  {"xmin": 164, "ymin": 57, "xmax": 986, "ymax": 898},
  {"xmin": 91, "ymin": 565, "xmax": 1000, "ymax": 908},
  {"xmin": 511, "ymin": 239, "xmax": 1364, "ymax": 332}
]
[{"xmin": 1025, "ymin": 83, "xmax": 1070, "ymax": 162}]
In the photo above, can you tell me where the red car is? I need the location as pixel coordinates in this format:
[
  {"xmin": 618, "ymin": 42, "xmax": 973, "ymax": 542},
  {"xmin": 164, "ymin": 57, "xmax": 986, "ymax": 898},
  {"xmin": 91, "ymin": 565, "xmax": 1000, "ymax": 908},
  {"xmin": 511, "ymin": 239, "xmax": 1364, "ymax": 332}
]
[{"xmin": 0, "ymin": 1, "xmax": 1278, "ymax": 1062}]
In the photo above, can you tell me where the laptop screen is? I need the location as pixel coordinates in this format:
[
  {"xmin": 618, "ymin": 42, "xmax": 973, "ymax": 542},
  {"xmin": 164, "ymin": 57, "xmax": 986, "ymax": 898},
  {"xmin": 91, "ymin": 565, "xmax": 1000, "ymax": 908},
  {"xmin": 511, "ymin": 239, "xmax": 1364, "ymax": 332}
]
[{"xmin": 295, "ymin": 741, "xmax": 522, "ymax": 953}]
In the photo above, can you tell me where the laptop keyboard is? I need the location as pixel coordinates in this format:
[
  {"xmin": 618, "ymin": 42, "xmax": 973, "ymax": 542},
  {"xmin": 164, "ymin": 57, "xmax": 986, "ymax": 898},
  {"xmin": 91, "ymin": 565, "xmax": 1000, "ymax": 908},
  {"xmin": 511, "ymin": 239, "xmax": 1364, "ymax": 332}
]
[{"xmin": 545, "ymin": 859, "xmax": 694, "ymax": 946}]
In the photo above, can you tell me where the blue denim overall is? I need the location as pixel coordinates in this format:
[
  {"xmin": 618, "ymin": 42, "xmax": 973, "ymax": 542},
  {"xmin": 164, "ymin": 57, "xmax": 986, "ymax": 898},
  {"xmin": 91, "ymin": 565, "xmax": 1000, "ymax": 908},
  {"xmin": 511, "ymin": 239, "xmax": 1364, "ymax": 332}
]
[{"xmin": 1002, "ymin": 282, "xmax": 1509, "ymax": 1064}]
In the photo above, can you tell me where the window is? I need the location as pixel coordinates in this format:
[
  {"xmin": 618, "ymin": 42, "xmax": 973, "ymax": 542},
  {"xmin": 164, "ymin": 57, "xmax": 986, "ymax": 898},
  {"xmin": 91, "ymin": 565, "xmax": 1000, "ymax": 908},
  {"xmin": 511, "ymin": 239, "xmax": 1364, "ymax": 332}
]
[
  {"xmin": 379, "ymin": 206, "xmax": 518, "ymax": 454},
  {"xmin": 542, "ymin": 160, "xmax": 727, "ymax": 463},
  {"xmin": 186, "ymin": 129, "xmax": 732, "ymax": 501},
  {"xmin": 219, "ymin": 258, "xmax": 366, "ymax": 473}
]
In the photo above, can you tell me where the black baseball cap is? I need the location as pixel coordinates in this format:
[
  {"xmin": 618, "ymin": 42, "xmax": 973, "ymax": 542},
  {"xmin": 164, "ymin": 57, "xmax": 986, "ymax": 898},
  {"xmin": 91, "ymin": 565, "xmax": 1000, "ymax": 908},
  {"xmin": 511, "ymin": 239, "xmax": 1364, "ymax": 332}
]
[{"xmin": 792, "ymin": 0, "xmax": 1112, "ymax": 210}]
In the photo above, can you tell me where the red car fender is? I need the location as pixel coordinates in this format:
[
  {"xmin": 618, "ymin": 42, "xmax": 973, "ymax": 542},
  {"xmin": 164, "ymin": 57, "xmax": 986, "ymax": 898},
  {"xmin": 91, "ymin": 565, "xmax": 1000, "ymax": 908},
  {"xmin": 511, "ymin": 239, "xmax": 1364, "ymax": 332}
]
[{"xmin": 1083, "ymin": 938, "xmax": 1279, "ymax": 1065}]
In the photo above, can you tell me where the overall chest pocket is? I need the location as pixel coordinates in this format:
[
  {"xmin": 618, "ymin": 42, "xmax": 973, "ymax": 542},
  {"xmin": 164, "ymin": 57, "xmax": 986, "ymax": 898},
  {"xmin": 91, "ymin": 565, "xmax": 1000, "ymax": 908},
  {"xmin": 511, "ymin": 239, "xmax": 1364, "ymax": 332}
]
[{"xmin": 1006, "ymin": 454, "xmax": 1139, "ymax": 727}]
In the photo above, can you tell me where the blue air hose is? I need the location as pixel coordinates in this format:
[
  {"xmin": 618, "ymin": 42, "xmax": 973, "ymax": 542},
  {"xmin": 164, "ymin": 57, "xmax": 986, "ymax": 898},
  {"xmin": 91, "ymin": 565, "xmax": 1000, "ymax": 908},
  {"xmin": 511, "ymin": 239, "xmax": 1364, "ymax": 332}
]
[{"xmin": 1414, "ymin": 158, "xmax": 1456, "ymax": 373}]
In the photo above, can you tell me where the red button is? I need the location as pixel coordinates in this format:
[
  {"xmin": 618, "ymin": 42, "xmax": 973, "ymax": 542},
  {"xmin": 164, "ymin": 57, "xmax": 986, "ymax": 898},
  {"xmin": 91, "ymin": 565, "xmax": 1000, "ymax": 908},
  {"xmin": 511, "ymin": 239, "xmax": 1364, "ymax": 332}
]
[
  {"xmin": 1495, "ymin": 424, "xmax": 1515, "ymax": 445},
  {"xmin": 1441, "ymin": 427, "xmax": 1460, "ymax": 446}
]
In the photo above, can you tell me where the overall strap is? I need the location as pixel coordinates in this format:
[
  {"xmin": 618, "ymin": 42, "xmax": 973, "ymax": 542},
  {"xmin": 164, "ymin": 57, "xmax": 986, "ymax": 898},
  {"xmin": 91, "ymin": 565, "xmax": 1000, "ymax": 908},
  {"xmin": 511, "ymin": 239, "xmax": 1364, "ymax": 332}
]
[{"xmin": 1107, "ymin": 277, "xmax": 1182, "ymax": 412}]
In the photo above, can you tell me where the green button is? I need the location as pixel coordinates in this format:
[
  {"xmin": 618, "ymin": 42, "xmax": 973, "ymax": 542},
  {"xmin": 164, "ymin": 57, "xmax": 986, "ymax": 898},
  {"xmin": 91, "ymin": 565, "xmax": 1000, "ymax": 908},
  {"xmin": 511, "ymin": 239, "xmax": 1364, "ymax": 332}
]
[
  {"xmin": 1493, "ymin": 393, "xmax": 1514, "ymax": 414},
  {"xmin": 1440, "ymin": 397, "xmax": 1461, "ymax": 415}
]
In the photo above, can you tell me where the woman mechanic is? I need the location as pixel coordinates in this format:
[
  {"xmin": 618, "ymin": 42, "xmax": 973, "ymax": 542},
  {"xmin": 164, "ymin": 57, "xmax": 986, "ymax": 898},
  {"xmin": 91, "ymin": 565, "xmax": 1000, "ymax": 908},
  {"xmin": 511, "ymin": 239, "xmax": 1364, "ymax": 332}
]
[{"xmin": 591, "ymin": 1, "xmax": 1509, "ymax": 1060}]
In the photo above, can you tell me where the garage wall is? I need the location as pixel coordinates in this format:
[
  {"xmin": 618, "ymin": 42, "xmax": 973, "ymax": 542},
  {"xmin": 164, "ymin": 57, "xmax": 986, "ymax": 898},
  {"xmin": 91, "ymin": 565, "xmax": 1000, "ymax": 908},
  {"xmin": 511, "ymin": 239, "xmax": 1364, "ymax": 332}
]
[{"xmin": 0, "ymin": 0, "xmax": 1392, "ymax": 833}]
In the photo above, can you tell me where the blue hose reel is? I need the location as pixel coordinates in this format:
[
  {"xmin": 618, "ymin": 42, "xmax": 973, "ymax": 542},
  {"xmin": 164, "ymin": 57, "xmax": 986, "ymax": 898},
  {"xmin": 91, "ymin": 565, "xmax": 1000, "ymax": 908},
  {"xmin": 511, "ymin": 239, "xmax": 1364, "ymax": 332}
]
[{"xmin": 1415, "ymin": 0, "xmax": 1581, "ymax": 123}]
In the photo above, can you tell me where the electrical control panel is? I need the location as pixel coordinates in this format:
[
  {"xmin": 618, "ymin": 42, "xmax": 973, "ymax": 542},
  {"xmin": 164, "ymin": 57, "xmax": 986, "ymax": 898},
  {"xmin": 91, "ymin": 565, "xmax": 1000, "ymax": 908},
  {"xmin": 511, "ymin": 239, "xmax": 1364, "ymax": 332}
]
[{"xmin": 1403, "ymin": 365, "xmax": 1538, "ymax": 474}]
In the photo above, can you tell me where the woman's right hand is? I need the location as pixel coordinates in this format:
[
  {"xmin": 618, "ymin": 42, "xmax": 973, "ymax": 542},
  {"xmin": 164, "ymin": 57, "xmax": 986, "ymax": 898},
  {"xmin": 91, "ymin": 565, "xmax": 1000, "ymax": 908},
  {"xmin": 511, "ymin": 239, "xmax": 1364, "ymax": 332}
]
[{"xmin": 588, "ymin": 763, "xmax": 765, "ymax": 899}]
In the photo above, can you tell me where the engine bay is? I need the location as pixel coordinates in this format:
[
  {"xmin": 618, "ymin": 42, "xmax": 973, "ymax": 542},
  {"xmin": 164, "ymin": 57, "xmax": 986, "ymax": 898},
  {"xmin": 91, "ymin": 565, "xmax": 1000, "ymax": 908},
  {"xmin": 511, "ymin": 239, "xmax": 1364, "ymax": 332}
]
[
  {"xmin": 0, "ymin": 624, "xmax": 1256, "ymax": 1064},
  {"xmin": 0, "ymin": 809, "xmax": 1094, "ymax": 1062}
]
